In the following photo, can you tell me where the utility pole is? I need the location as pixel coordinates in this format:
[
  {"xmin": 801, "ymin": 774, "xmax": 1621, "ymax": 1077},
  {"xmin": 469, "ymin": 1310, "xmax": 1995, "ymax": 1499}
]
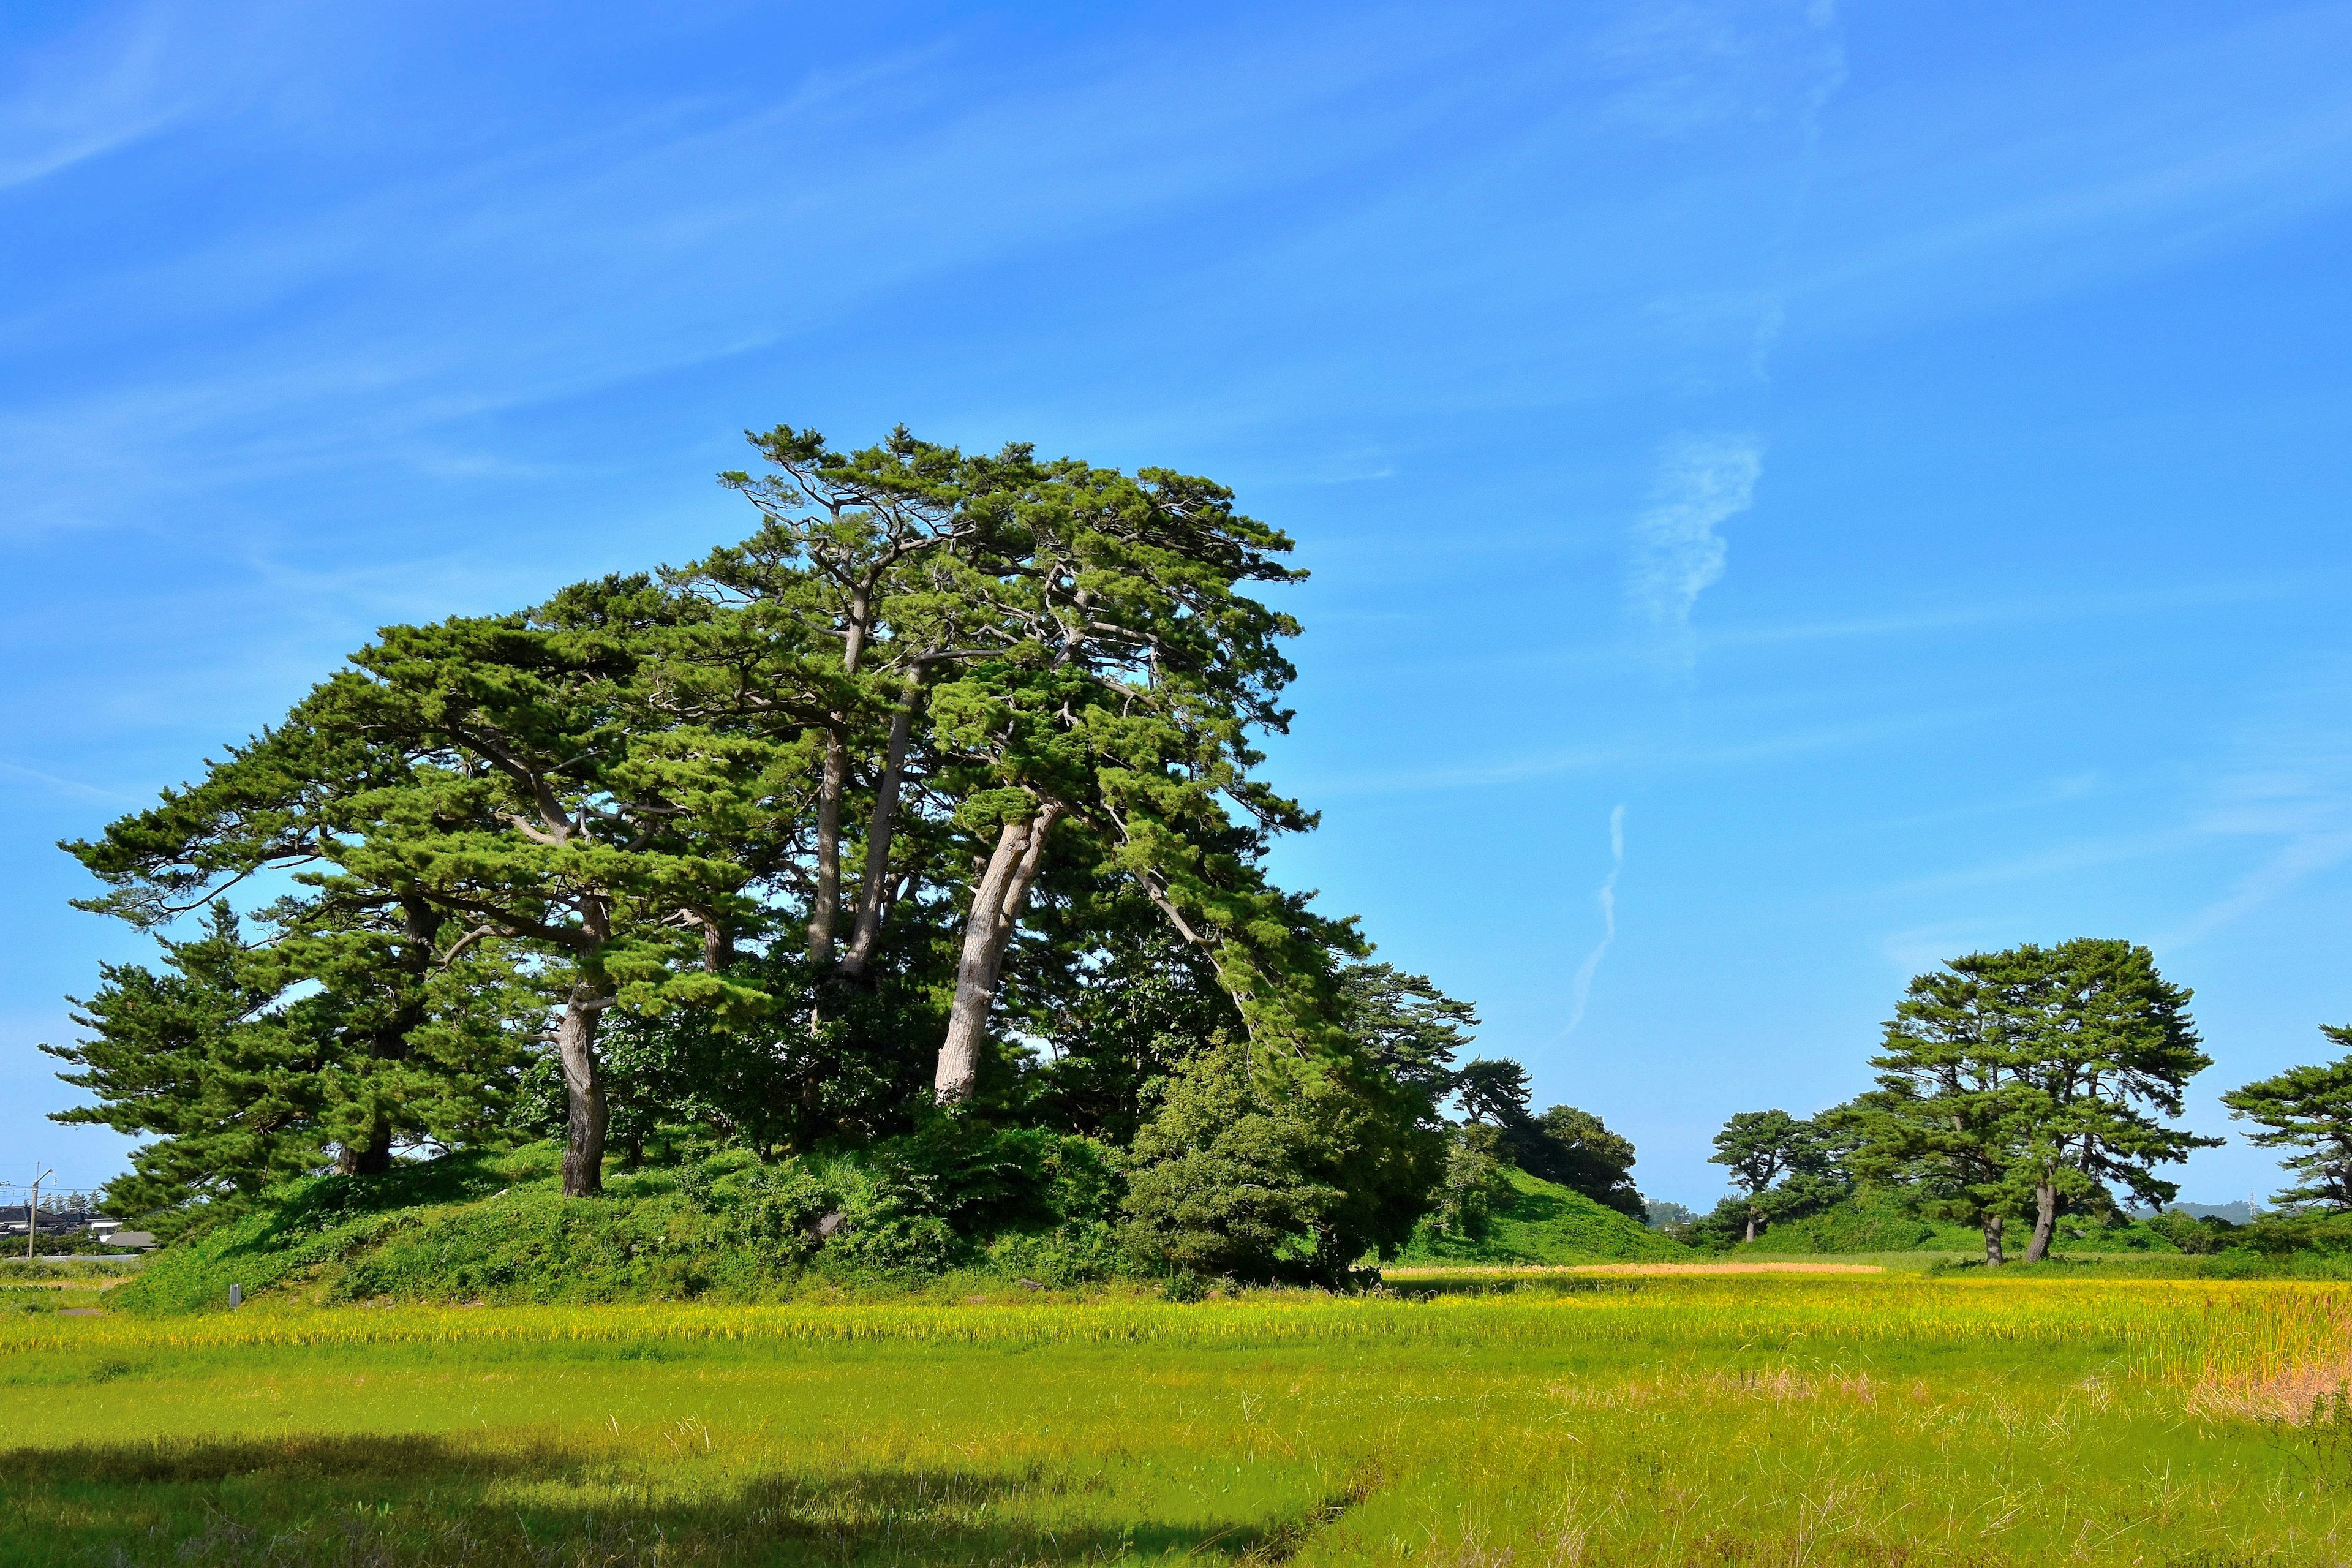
[{"xmin": 26, "ymin": 1170, "xmax": 52, "ymax": 1261}]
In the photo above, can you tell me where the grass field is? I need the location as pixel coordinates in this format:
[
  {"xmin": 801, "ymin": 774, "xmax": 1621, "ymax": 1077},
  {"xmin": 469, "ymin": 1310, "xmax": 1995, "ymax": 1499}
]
[{"xmin": 4, "ymin": 1275, "xmax": 2350, "ymax": 1566}]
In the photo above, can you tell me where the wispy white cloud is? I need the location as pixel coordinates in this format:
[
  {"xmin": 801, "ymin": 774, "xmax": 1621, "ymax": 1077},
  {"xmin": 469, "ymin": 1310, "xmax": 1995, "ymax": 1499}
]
[
  {"xmin": 0, "ymin": 758, "xmax": 142, "ymax": 806},
  {"xmin": 2160, "ymin": 655, "xmax": 2352, "ymax": 948},
  {"xmin": 0, "ymin": 7, "xmax": 189, "ymax": 191},
  {"xmin": 1305, "ymin": 703, "xmax": 1998, "ymax": 801},
  {"xmin": 1627, "ymin": 434, "xmax": 1762, "ymax": 671},
  {"xmin": 1705, "ymin": 576, "xmax": 2321, "ymax": 652},
  {"xmin": 1561, "ymin": 804, "xmax": 1626, "ymax": 1036},
  {"xmin": 2163, "ymin": 831, "xmax": 2352, "ymax": 951}
]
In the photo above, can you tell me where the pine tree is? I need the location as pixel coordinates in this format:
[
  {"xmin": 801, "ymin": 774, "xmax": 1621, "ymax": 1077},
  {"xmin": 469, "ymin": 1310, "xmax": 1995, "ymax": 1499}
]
[{"xmin": 2223, "ymin": 1027, "xmax": 2352, "ymax": 1210}]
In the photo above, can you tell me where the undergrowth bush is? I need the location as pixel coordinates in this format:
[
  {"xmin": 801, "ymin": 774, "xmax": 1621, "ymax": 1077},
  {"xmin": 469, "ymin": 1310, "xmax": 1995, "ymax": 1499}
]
[{"xmin": 114, "ymin": 1120, "xmax": 1130, "ymax": 1313}]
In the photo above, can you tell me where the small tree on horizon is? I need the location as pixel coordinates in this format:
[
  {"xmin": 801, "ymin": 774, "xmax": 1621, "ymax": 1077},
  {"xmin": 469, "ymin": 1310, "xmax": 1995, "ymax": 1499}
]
[{"xmin": 1709, "ymin": 1110, "xmax": 1841, "ymax": 1243}]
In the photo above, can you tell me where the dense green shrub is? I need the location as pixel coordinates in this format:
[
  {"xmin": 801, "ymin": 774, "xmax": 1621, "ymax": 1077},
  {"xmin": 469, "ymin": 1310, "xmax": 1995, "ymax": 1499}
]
[{"xmin": 1120, "ymin": 1035, "xmax": 1441, "ymax": 1287}]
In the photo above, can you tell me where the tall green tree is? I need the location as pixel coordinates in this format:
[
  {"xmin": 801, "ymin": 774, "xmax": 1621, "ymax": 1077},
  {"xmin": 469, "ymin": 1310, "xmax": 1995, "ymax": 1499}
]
[
  {"xmin": 1848, "ymin": 941, "xmax": 2214, "ymax": 1265},
  {"xmin": 1338, "ymin": 963, "xmax": 1479, "ymax": 1121},
  {"xmin": 686, "ymin": 425, "xmax": 993, "ymax": 987},
  {"xmin": 2223, "ymin": 1027, "xmax": 2352, "ymax": 1210},
  {"xmin": 42, "ymin": 901, "xmax": 526, "ymax": 1224},
  {"xmin": 59, "ymin": 711, "xmax": 530, "ymax": 1193},
  {"xmin": 684, "ymin": 431, "xmax": 1332, "ymax": 1109},
  {"xmin": 1846, "ymin": 955, "xmax": 2037, "ymax": 1265},
  {"xmin": 923, "ymin": 456, "xmax": 1316, "ymax": 1099},
  {"xmin": 2004, "ymin": 939, "xmax": 2215, "ymax": 1261},
  {"xmin": 315, "ymin": 577, "xmax": 790, "ymax": 1196},
  {"xmin": 44, "ymin": 905, "xmax": 318, "ymax": 1223},
  {"xmin": 1709, "ymin": 1110, "xmax": 1840, "ymax": 1243}
]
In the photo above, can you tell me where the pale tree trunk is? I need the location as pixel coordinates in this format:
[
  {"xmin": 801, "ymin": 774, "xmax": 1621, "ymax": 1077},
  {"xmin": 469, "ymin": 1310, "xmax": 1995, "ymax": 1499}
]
[
  {"xmin": 837, "ymin": 679, "xmax": 922, "ymax": 981},
  {"xmin": 806, "ymin": 608, "xmax": 870, "ymax": 968},
  {"xmin": 1744, "ymin": 1211, "xmax": 1758, "ymax": 1245},
  {"xmin": 807, "ymin": 735, "xmax": 848, "ymax": 967},
  {"xmin": 558, "ymin": 983, "xmax": 611, "ymax": 1197},
  {"xmin": 1982, "ymin": 1212, "xmax": 2005, "ymax": 1267},
  {"xmin": 2022, "ymin": 1180, "xmax": 2057, "ymax": 1263},
  {"xmin": 933, "ymin": 803, "xmax": 1063, "ymax": 1102}
]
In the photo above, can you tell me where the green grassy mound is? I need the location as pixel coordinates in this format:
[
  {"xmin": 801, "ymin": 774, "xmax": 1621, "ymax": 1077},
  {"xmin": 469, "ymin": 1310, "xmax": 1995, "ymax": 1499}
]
[
  {"xmin": 1389, "ymin": 1167, "xmax": 1689, "ymax": 1266},
  {"xmin": 1733, "ymin": 1189, "xmax": 2210, "ymax": 1257},
  {"xmin": 114, "ymin": 1134, "xmax": 1124, "ymax": 1314},
  {"xmin": 1735, "ymin": 1189, "xmax": 1981, "ymax": 1254}
]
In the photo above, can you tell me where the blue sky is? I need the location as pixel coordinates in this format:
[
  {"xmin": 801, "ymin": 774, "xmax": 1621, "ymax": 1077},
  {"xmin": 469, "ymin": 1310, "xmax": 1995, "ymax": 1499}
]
[{"xmin": 6, "ymin": 0, "xmax": 2352, "ymax": 1207}]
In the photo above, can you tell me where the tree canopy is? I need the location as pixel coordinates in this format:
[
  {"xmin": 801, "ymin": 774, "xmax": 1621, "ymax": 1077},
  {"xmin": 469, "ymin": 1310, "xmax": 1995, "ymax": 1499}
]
[
  {"xmin": 2223, "ymin": 1027, "xmax": 2352, "ymax": 1212},
  {"xmin": 1839, "ymin": 940, "xmax": 2214, "ymax": 1265},
  {"xmin": 47, "ymin": 424, "xmax": 1513, "ymax": 1283}
]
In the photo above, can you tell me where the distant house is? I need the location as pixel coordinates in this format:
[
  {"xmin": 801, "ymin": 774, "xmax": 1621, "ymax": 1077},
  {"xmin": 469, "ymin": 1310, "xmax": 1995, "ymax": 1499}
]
[
  {"xmin": 2, "ymin": 1206, "xmax": 123, "ymax": 1240},
  {"xmin": 108, "ymin": 1232, "xmax": 159, "ymax": 1251}
]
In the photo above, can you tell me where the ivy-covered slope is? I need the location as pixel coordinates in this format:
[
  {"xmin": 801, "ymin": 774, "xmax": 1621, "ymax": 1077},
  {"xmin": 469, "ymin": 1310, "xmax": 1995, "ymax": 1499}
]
[{"xmin": 1387, "ymin": 1167, "xmax": 1689, "ymax": 1267}]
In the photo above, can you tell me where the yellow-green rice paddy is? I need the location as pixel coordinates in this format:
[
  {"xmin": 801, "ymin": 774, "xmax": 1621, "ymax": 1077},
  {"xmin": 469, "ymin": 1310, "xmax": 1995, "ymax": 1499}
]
[{"xmin": 4, "ymin": 1274, "xmax": 2347, "ymax": 1565}]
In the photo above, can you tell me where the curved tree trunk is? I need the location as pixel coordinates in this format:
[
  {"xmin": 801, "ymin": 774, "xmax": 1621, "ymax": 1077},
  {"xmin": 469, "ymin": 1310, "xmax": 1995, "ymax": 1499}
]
[
  {"xmin": 839, "ymin": 679, "xmax": 924, "ymax": 981},
  {"xmin": 2022, "ymin": 1180, "xmax": 2058, "ymax": 1263},
  {"xmin": 807, "ymin": 733, "xmax": 848, "ymax": 967},
  {"xmin": 558, "ymin": 984, "xmax": 611, "ymax": 1197},
  {"xmin": 934, "ymin": 803, "xmax": 1062, "ymax": 1102},
  {"xmin": 807, "ymin": 605, "xmax": 872, "ymax": 970}
]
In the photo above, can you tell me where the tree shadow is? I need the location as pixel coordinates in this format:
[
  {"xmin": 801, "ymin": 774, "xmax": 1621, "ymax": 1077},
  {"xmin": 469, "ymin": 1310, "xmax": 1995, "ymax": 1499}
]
[{"xmin": 1, "ymin": 1432, "xmax": 1368, "ymax": 1566}]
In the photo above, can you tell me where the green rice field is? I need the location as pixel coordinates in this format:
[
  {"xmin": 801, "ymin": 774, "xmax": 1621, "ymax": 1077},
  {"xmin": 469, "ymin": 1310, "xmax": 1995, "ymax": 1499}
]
[{"xmin": 3, "ymin": 1274, "xmax": 2348, "ymax": 1566}]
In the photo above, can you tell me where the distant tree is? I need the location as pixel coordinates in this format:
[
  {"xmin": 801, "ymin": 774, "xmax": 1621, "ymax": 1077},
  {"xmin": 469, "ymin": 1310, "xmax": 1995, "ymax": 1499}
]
[
  {"xmin": 1529, "ymin": 1106, "xmax": 1645, "ymax": 1217},
  {"xmin": 1642, "ymin": 1199, "xmax": 1696, "ymax": 1231},
  {"xmin": 1337, "ymin": 963, "xmax": 1479, "ymax": 1122},
  {"xmin": 1846, "ymin": 941, "xmax": 2215, "ymax": 1265},
  {"xmin": 1709, "ymin": 1110, "xmax": 1843, "ymax": 1243},
  {"xmin": 1451, "ymin": 1058, "xmax": 1642, "ymax": 1216},
  {"xmin": 2223, "ymin": 1027, "xmax": 2352, "ymax": 1211},
  {"xmin": 1454, "ymin": 1058, "xmax": 1535, "ymax": 1128},
  {"xmin": 1431, "ymin": 1122, "xmax": 1517, "ymax": 1240}
]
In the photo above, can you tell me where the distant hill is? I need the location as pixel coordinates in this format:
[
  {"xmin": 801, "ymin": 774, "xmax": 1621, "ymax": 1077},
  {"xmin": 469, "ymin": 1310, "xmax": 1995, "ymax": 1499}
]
[{"xmin": 1387, "ymin": 1167, "xmax": 1690, "ymax": 1267}]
